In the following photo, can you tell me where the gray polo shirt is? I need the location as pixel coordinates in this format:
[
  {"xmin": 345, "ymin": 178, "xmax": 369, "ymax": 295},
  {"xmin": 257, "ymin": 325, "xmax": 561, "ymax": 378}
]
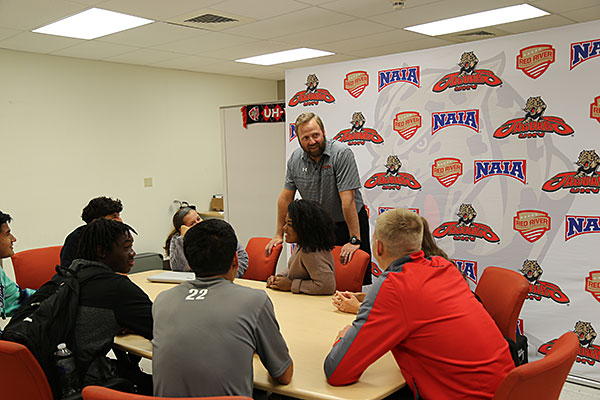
[
  {"xmin": 284, "ymin": 139, "xmax": 364, "ymax": 222},
  {"xmin": 152, "ymin": 278, "xmax": 291, "ymax": 398}
]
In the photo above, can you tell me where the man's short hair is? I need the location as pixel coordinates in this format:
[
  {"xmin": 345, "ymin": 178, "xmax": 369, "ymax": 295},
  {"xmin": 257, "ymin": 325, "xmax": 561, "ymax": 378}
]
[
  {"xmin": 184, "ymin": 219, "xmax": 237, "ymax": 277},
  {"xmin": 81, "ymin": 196, "xmax": 123, "ymax": 223},
  {"xmin": 375, "ymin": 209, "xmax": 423, "ymax": 256},
  {"xmin": 0, "ymin": 210, "xmax": 12, "ymax": 226},
  {"xmin": 295, "ymin": 112, "xmax": 325, "ymax": 133},
  {"xmin": 77, "ymin": 218, "xmax": 136, "ymax": 261}
]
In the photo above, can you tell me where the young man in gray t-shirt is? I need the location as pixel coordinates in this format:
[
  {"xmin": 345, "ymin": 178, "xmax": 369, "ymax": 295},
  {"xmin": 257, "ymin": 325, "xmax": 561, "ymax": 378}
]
[{"xmin": 152, "ymin": 219, "xmax": 293, "ymax": 398}]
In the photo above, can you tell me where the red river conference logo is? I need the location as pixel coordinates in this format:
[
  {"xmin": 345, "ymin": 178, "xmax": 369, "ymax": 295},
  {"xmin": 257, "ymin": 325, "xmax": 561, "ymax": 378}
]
[
  {"xmin": 513, "ymin": 210, "xmax": 551, "ymax": 243},
  {"xmin": 432, "ymin": 158, "xmax": 463, "ymax": 188},
  {"xmin": 516, "ymin": 44, "xmax": 555, "ymax": 79},
  {"xmin": 494, "ymin": 97, "xmax": 574, "ymax": 139},
  {"xmin": 570, "ymin": 38, "xmax": 600, "ymax": 70},
  {"xmin": 474, "ymin": 160, "xmax": 526, "ymax": 184},
  {"xmin": 364, "ymin": 155, "xmax": 421, "ymax": 191},
  {"xmin": 565, "ymin": 215, "xmax": 600, "ymax": 241},
  {"xmin": 333, "ymin": 112, "xmax": 383, "ymax": 146},
  {"xmin": 520, "ymin": 260, "xmax": 569, "ymax": 304},
  {"xmin": 344, "ymin": 71, "xmax": 369, "ymax": 98},
  {"xmin": 378, "ymin": 66, "xmax": 420, "ymax": 91},
  {"xmin": 432, "ymin": 51, "xmax": 502, "ymax": 92},
  {"xmin": 539, "ymin": 322, "xmax": 600, "ymax": 366},
  {"xmin": 433, "ymin": 204, "xmax": 500, "ymax": 243},
  {"xmin": 585, "ymin": 271, "xmax": 600, "ymax": 305},
  {"xmin": 432, "ymin": 110, "xmax": 479, "ymax": 135},
  {"xmin": 542, "ymin": 150, "xmax": 600, "ymax": 194},
  {"xmin": 591, "ymin": 96, "xmax": 600, "ymax": 124},
  {"xmin": 454, "ymin": 259, "xmax": 478, "ymax": 284},
  {"xmin": 393, "ymin": 112, "xmax": 422, "ymax": 140},
  {"xmin": 288, "ymin": 74, "xmax": 335, "ymax": 107}
]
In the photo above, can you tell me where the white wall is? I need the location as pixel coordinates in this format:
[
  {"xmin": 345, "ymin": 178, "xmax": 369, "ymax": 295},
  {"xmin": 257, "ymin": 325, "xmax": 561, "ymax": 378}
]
[{"xmin": 0, "ymin": 49, "xmax": 277, "ymax": 271}]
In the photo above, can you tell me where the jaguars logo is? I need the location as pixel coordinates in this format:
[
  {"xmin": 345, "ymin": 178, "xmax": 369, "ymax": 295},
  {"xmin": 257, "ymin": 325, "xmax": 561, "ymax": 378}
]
[
  {"xmin": 574, "ymin": 321, "xmax": 597, "ymax": 348},
  {"xmin": 458, "ymin": 51, "xmax": 478, "ymax": 77},
  {"xmin": 575, "ymin": 150, "xmax": 600, "ymax": 178},
  {"xmin": 385, "ymin": 155, "xmax": 402, "ymax": 177},
  {"xmin": 305, "ymin": 74, "xmax": 319, "ymax": 93},
  {"xmin": 521, "ymin": 260, "xmax": 543, "ymax": 283},
  {"xmin": 456, "ymin": 204, "xmax": 477, "ymax": 227},
  {"xmin": 350, "ymin": 112, "xmax": 366, "ymax": 133},
  {"xmin": 523, "ymin": 96, "xmax": 547, "ymax": 123}
]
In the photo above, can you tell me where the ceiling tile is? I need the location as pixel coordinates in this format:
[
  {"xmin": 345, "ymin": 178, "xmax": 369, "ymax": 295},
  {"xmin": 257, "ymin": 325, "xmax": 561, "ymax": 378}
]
[
  {"xmin": 317, "ymin": 0, "xmax": 411, "ymax": 18},
  {"xmin": 205, "ymin": 40, "xmax": 293, "ymax": 61},
  {"xmin": 0, "ymin": 31, "xmax": 82, "ymax": 53},
  {"xmin": 319, "ymin": 29, "xmax": 422, "ymax": 54},
  {"xmin": 50, "ymin": 40, "xmax": 137, "ymax": 59},
  {"xmin": 531, "ymin": 0, "xmax": 600, "ymax": 14},
  {"xmin": 561, "ymin": 6, "xmax": 600, "ymax": 22},
  {"xmin": 276, "ymin": 53, "xmax": 356, "ymax": 69},
  {"xmin": 0, "ymin": 27, "xmax": 22, "ymax": 41},
  {"xmin": 210, "ymin": 0, "xmax": 309, "ymax": 20},
  {"xmin": 494, "ymin": 14, "xmax": 575, "ymax": 34},
  {"xmin": 342, "ymin": 37, "xmax": 454, "ymax": 59},
  {"xmin": 0, "ymin": 0, "xmax": 87, "ymax": 30},
  {"xmin": 149, "ymin": 54, "xmax": 222, "ymax": 70},
  {"xmin": 104, "ymin": 48, "xmax": 183, "ymax": 65},
  {"xmin": 97, "ymin": 0, "xmax": 222, "ymax": 20},
  {"xmin": 150, "ymin": 31, "xmax": 256, "ymax": 55},
  {"xmin": 97, "ymin": 22, "xmax": 199, "ymax": 47}
]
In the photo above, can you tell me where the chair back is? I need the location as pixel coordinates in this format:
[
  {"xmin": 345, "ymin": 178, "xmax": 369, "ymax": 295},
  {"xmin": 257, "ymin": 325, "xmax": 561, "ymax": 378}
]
[
  {"xmin": 331, "ymin": 246, "xmax": 370, "ymax": 292},
  {"xmin": 242, "ymin": 237, "xmax": 282, "ymax": 281},
  {"xmin": 11, "ymin": 245, "xmax": 62, "ymax": 289},
  {"xmin": 493, "ymin": 331, "xmax": 579, "ymax": 400},
  {"xmin": 475, "ymin": 266, "xmax": 529, "ymax": 341},
  {"xmin": 82, "ymin": 385, "xmax": 253, "ymax": 399},
  {"xmin": 0, "ymin": 340, "xmax": 53, "ymax": 400},
  {"xmin": 130, "ymin": 252, "xmax": 164, "ymax": 274}
]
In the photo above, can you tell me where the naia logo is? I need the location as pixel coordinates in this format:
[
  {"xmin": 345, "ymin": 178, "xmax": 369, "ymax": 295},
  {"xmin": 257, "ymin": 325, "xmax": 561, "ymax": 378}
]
[
  {"xmin": 543, "ymin": 150, "xmax": 600, "ymax": 194},
  {"xmin": 570, "ymin": 38, "xmax": 600, "ymax": 70},
  {"xmin": 494, "ymin": 96, "xmax": 574, "ymax": 139},
  {"xmin": 591, "ymin": 96, "xmax": 600, "ymax": 124},
  {"xmin": 288, "ymin": 74, "xmax": 335, "ymax": 107},
  {"xmin": 393, "ymin": 112, "xmax": 422, "ymax": 140},
  {"xmin": 288, "ymin": 123, "xmax": 296, "ymax": 142},
  {"xmin": 432, "ymin": 204, "xmax": 500, "ymax": 243},
  {"xmin": 432, "ymin": 109, "xmax": 479, "ymax": 135},
  {"xmin": 378, "ymin": 207, "xmax": 419, "ymax": 215},
  {"xmin": 344, "ymin": 71, "xmax": 369, "ymax": 98},
  {"xmin": 378, "ymin": 66, "xmax": 420, "ymax": 91},
  {"xmin": 565, "ymin": 215, "xmax": 600, "ymax": 241},
  {"xmin": 585, "ymin": 271, "xmax": 600, "ymax": 305},
  {"xmin": 432, "ymin": 51, "xmax": 502, "ymax": 92},
  {"xmin": 474, "ymin": 160, "xmax": 526, "ymax": 184},
  {"xmin": 516, "ymin": 44, "xmax": 555, "ymax": 79},
  {"xmin": 539, "ymin": 321, "xmax": 600, "ymax": 367},
  {"xmin": 454, "ymin": 259, "xmax": 478, "ymax": 284},
  {"xmin": 521, "ymin": 260, "xmax": 569, "ymax": 304},
  {"xmin": 364, "ymin": 155, "xmax": 421, "ymax": 191},
  {"xmin": 432, "ymin": 158, "xmax": 463, "ymax": 188},
  {"xmin": 333, "ymin": 112, "xmax": 383, "ymax": 146},
  {"xmin": 513, "ymin": 210, "xmax": 551, "ymax": 243}
]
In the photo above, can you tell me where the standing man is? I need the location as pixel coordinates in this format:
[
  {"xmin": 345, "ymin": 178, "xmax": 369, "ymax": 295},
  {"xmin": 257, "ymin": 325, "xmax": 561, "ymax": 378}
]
[
  {"xmin": 265, "ymin": 112, "xmax": 371, "ymax": 284},
  {"xmin": 324, "ymin": 209, "xmax": 514, "ymax": 399}
]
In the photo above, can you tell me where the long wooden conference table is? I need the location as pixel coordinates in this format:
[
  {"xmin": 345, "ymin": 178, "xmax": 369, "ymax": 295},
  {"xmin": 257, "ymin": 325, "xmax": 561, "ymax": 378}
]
[{"xmin": 114, "ymin": 270, "xmax": 405, "ymax": 400}]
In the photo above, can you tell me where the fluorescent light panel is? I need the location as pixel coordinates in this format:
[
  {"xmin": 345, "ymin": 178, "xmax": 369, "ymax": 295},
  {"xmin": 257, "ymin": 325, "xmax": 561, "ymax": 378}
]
[
  {"xmin": 405, "ymin": 4, "xmax": 549, "ymax": 36},
  {"xmin": 236, "ymin": 48, "xmax": 334, "ymax": 66},
  {"xmin": 33, "ymin": 8, "xmax": 153, "ymax": 40}
]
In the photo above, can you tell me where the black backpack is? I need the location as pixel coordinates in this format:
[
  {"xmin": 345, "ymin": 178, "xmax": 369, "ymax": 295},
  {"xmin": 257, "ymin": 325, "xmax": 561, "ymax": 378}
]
[{"xmin": 1, "ymin": 264, "xmax": 99, "ymax": 397}]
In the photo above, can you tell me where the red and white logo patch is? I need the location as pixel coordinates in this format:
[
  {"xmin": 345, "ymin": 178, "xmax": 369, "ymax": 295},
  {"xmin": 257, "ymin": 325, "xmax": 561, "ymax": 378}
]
[
  {"xmin": 432, "ymin": 158, "xmax": 463, "ymax": 188},
  {"xmin": 513, "ymin": 210, "xmax": 551, "ymax": 243},
  {"xmin": 585, "ymin": 271, "xmax": 600, "ymax": 304},
  {"xmin": 393, "ymin": 112, "xmax": 422, "ymax": 140},
  {"xmin": 591, "ymin": 96, "xmax": 600, "ymax": 124},
  {"xmin": 343, "ymin": 71, "xmax": 369, "ymax": 98},
  {"xmin": 516, "ymin": 45, "xmax": 555, "ymax": 79}
]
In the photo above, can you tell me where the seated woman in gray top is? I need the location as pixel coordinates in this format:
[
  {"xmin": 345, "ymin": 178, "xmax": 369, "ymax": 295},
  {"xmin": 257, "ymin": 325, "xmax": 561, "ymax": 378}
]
[
  {"xmin": 165, "ymin": 207, "xmax": 248, "ymax": 277},
  {"xmin": 267, "ymin": 199, "xmax": 336, "ymax": 295}
]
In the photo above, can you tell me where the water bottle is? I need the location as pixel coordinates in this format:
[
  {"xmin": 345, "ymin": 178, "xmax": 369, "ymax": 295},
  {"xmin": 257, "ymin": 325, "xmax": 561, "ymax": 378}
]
[{"xmin": 54, "ymin": 343, "xmax": 80, "ymax": 398}]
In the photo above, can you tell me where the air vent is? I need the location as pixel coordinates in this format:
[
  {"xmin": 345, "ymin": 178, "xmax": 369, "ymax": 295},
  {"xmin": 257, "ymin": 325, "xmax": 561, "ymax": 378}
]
[
  {"xmin": 456, "ymin": 30, "xmax": 496, "ymax": 37},
  {"xmin": 185, "ymin": 14, "xmax": 238, "ymax": 24}
]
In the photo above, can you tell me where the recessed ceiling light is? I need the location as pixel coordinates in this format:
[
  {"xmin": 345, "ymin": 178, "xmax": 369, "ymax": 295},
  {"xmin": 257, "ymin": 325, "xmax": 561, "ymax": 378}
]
[
  {"xmin": 405, "ymin": 4, "xmax": 549, "ymax": 36},
  {"xmin": 236, "ymin": 48, "xmax": 334, "ymax": 66},
  {"xmin": 33, "ymin": 8, "xmax": 153, "ymax": 40}
]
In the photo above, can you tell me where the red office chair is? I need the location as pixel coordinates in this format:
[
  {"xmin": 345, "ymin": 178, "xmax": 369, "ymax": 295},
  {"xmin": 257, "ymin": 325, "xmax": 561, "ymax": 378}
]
[
  {"xmin": 475, "ymin": 266, "xmax": 530, "ymax": 341},
  {"xmin": 493, "ymin": 331, "xmax": 579, "ymax": 400},
  {"xmin": 0, "ymin": 340, "xmax": 53, "ymax": 400},
  {"xmin": 82, "ymin": 385, "xmax": 253, "ymax": 399},
  {"xmin": 11, "ymin": 245, "xmax": 62, "ymax": 289},
  {"xmin": 331, "ymin": 246, "xmax": 370, "ymax": 292},
  {"xmin": 242, "ymin": 237, "xmax": 282, "ymax": 281}
]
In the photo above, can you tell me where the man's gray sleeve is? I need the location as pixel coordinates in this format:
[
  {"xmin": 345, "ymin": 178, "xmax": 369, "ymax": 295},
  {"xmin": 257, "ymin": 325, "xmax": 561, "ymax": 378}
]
[
  {"xmin": 255, "ymin": 296, "xmax": 292, "ymax": 378},
  {"xmin": 236, "ymin": 243, "xmax": 249, "ymax": 278},
  {"xmin": 284, "ymin": 156, "xmax": 297, "ymax": 191},
  {"xmin": 334, "ymin": 148, "xmax": 362, "ymax": 192}
]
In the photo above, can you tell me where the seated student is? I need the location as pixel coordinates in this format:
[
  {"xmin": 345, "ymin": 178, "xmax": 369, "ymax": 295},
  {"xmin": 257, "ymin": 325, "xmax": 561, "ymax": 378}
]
[
  {"xmin": 74, "ymin": 218, "xmax": 153, "ymax": 394},
  {"xmin": 61, "ymin": 196, "xmax": 123, "ymax": 267},
  {"xmin": 324, "ymin": 209, "xmax": 513, "ymax": 399},
  {"xmin": 266, "ymin": 199, "xmax": 336, "ymax": 295},
  {"xmin": 165, "ymin": 206, "xmax": 248, "ymax": 277},
  {"xmin": 153, "ymin": 219, "xmax": 293, "ymax": 397},
  {"xmin": 0, "ymin": 211, "xmax": 35, "ymax": 327},
  {"xmin": 332, "ymin": 215, "xmax": 450, "ymax": 313}
]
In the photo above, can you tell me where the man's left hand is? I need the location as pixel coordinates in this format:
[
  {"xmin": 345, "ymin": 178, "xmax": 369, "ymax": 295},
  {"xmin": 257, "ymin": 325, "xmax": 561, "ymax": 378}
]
[{"xmin": 340, "ymin": 243, "xmax": 360, "ymax": 265}]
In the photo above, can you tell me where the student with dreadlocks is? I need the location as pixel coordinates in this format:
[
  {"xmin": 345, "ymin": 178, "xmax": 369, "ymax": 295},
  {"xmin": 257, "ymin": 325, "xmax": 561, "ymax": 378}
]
[{"xmin": 73, "ymin": 218, "xmax": 153, "ymax": 394}]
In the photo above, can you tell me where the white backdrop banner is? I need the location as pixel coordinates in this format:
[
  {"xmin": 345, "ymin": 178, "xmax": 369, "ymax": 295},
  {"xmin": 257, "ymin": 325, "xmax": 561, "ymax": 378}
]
[{"xmin": 285, "ymin": 20, "xmax": 600, "ymax": 382}]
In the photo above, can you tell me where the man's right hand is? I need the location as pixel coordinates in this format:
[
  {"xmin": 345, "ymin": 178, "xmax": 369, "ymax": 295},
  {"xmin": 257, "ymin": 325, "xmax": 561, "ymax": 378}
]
[{"xmin": 265, "ymin": 236, "xmax": 283, "ymax": 256}]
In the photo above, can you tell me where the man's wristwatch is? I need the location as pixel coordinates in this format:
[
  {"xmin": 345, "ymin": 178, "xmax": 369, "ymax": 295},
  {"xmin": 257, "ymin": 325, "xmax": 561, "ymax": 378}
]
[{"xmin": 349, "ymin": 236, "xmax": 361, "ymax": 245}]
